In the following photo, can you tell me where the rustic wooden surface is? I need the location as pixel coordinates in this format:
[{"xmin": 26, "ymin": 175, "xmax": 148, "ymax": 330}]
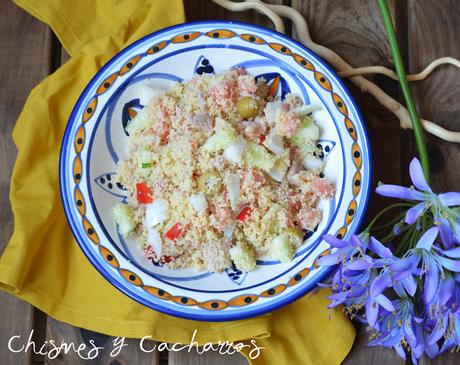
[{"xmin": 0, "ymin": 0, "xmax": 459, "ymax": 364}]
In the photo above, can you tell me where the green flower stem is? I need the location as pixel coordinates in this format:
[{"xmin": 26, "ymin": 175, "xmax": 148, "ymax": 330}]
[
  {"xmin": 395, "ymin": 224, "xmax": 417, "ymax": 256},
  {"xmin": 364, "ymin": 202, "xmax": 412, "ymax": 232},
  {"xmin": 372, "ymin": 212, "xmax": 406, "ymax": 232},
  {"xmin": 376, "ymin": 0, "xmax": 431, "ymax": 182}
]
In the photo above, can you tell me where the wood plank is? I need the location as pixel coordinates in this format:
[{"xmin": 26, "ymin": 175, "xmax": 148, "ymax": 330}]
[
  {"xmin": 0, "ymin": 1, "xmax": 55, "ymax": 364},
  {"xmin": 168, "ymin": 349, "xmax": 247, "ymax": 365},
  {"xmin": 184, "ymin": 0, "xmax": 290, "ymax": 30},
  {"xmin": 44, "ymin": 318, "xmax": 159, "ymax": 365},
  {"xmin": 342, "ymin": 326, "xmax": 404, "ymax": 365},
  {"xmin": 291, "ymin": 0, "xmax": 405, "ymax": 219},
  {"xmin": 408, "ymin": 0, "xmax": 460, "ymax": 192},
  {"xmin": 291, "ymin": 1, "xmax": 407, "ymax": 364},
  {"xmin": 408, "ymin": 1, "xmax": 460, "ymax": 363}
]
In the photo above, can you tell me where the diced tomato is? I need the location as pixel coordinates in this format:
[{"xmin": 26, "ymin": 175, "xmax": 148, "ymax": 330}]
[
  {"xmin": 259, "ymin": 134, "xmax": 266, "ymax": 144},
  {"xmin": 136, "ymin": 182, "xmax": 153, "ymax": 204},
  {"xmin": 290, "ymin": 200, "xmax": 301, "ymax": 213},
  {"xmin": 162, "ymin": 255, "xmax": 180, "ymax": 263},
  {"xmin": 165, "ymin": 223, "xmax": 183, "ymax": 240},
  {"xmin": 160, "ymin": 130, "xmax": 169, "ymax": 144},
  {"xmin": 236, "ymin": 206, "xmax": 252, "ymax": 222}
]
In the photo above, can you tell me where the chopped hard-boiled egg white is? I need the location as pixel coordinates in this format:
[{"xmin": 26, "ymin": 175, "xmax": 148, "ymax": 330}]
[
  {"xmin": 268, "ymin": 155, "xmax": 290, "ymax": 182},
  {"xmin": 303, "ymin": 155, "xmax": 323, "ymax": 173},
  {"xmin": 145, "ymin": 199, "xmax": 169, "ymax": 226},
  {"xmin": 293, "ymin": 104, "xmax": 321, "ymax": 116},
  {"xmin": 224, "ymin": 221, "xmax": 237, "ymax": 240},
  {"xmin": 137, "ymin": 85, "xmax": 165, "ymax": 105},
  {"xmin": 263, "ymin": 129, "xmax": 285, "ymax": 156},
  {"xmin": 263, "ymin": 100, "xmax": 282, "ymax": 126},
  {"xmin": 189, "ymin": 193, "xmax": 208, "ymax": 212},
  {"xmin": 147, "ymin": 227, "xmax": 162, "ymax": 257},
  {"xmin": 223, "ymin": 135, "xmax": 247, "ymax": 164},
  {"xmin": 224, "ymin": 172, "xmax": 240, "ymax": 209}
]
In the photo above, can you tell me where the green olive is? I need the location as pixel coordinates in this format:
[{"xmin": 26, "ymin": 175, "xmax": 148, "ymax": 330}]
[
  {"xmin": 237, "ymin": 97, "xmax": 259, "ymax": 119},
  {"xmin": 284, "ymin": 227, "xmax": 304, "ymax": 247},
  {"xmin": 198, "ymin": 170, "xmax": 222, "ymax": 196}
]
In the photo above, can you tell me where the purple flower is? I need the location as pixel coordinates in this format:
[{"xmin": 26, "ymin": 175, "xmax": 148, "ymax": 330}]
[
  {"xmin": 368, "ymin": 298, "xmax": 420, "ymax": 361},
  {"xmin": 316, "ymin": 234, "xmax": 368, "ymax": 266},
  {"xmin": 385, "ymin": 226, "xmax": 460, "ymax": 306},
  {"xmin": 376, "ymin": 158, "xmax": 460, "ymax": 246},
  {"xmin": 424, "ymin": 278, "xmax": 460, "ymax": 350},
  {"xmin": 316, "ymin": 171, "xmax": 460, "ymax": 365}
]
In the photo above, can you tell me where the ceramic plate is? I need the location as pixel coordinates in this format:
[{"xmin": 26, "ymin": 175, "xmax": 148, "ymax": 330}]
[{"xmin": 60, "ymin": 21, "xmax": 371, "ymax": 321}]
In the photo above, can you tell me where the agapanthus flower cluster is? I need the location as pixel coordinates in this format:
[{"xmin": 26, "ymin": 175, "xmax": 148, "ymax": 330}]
[{"xmin": 318, "ymin": 158, "xmax": 460, "ymax": 363}]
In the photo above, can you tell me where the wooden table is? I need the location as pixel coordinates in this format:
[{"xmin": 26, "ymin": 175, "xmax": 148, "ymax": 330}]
[{"xmin": 1, "ymin": 0, "xmax": 459, "ymax": 364}]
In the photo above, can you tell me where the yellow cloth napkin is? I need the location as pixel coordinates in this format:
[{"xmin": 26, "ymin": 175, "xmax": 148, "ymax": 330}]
[{"xmin": 0, "ymin": 0, "xmax": 356, "ymax": 363}]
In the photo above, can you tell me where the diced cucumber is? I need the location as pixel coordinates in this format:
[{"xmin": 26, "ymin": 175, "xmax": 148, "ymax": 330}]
[
  {"xmin": 283, "ymin": 227, "xmax": 304, "ymax": 247},
  {"xmin": 202, "ymin": 127, "xmax": 237, "ymax": 153},
  {"xmin": 245, "ymin": 142, "xmax": 277, "ymax": 172},
  {"xmin": 268, "ymin": 154, "xmax": 290, "ymax": 182},
  {"xmin": 288, "ymin": 117, "xmax": 320, "ymax": 150},
  {"xmin": 229, "ymin": 242, "xmax": 256, "ymax": 272},
  {"xmin": 270, "ymin": 233, "xmax": 294, "ymax": 263},
  {"xmin": 126, "ymin": 107, "xmax": 152, "ymax": 134},
  {"xmin": 113, "ymin": 203, "xmax": 136, "ymax": 236}
]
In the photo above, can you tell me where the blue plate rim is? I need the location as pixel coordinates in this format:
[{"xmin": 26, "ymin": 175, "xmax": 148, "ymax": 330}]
[{"xmin": 59, "ymin": 20, "xmax": 372, "ymax": 322}]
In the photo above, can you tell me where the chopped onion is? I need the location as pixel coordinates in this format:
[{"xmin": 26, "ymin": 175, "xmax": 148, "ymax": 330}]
[
  {"xmin": 189, "ymin": 193, "xmax": 208, "ymax": 212},
  {"xmin": 191, "ymin": 112, "xmax": 212, "ymax": 130},
  {"xmin": 223, "ymin": 135, "xmax": 247, "ymax": 165},
  {"xmin": 303, "ymin": 155, "xmax": 323, "ymax": 173},
  {"xmin": 147, "ymin": 227, "xmax": 162, "ymax": 257},
  {"xmin": 223, "ymin": 221, "xmax": 237, "ymax": 241},
  {"xmin": 145, "ymin": 199, "xmax": 169, "ymax": 226},
  {"xmin": 263, "ymin": 129, "xmax": 285, "ymax": 155},
  {"xmin": 224, "ymin": 172, "xmax": 240, "ymax": 209},
  {"xmin": 264, "ymin": 100, "xmax": 282, "ymax": 125},
  {"xmin": 293, "ymin": 104, "xmax": 321, "ymax": 116},
  {"xmin": 269, "ymin": 158, "xmax": 289, "ymax": 182}
]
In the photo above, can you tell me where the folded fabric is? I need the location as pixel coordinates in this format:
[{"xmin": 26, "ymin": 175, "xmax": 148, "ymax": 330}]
[{"xmin": 0, "ymin": 0, "xmax": 355, "ymax": 363}]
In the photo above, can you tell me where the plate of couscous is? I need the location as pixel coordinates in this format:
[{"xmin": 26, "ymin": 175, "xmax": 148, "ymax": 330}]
[{"xmin": 60, "ymin": 21, "xmax": 371, "ymax": 321}]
